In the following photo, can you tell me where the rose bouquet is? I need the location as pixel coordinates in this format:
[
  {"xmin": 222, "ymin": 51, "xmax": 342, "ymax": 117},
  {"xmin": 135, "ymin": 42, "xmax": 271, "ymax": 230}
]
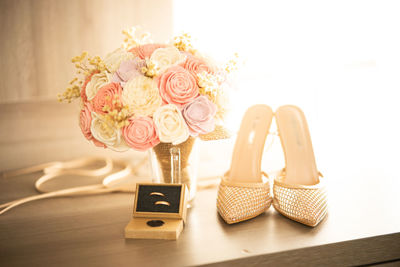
[{"xmin": 59, "ymin": 27, "xmax": 235, "ymax": 198}]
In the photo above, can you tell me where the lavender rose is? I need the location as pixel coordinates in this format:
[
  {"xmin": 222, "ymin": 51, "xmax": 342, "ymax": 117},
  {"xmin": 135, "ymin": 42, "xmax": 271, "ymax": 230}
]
[
  {"xmin": 111, "ymin": 59, "xmax": 146, "ymax": 87},
  {"xmin": 182, "ymin": 96, "xmax": 217, "ymax": 136}
]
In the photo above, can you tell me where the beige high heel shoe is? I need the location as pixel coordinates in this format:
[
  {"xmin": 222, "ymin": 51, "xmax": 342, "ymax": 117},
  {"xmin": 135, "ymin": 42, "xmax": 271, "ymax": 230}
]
[
  {"xmin": 217, "ymin": 105, "xmax": 273, "ymax": 224},
  {"xmin": 273, "ymin": 105, "xmax": 327, "ymax": 227}
]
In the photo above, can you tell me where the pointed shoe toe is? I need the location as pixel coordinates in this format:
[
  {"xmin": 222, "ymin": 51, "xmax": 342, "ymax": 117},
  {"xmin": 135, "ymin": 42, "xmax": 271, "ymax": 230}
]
[
  {"xmin": 273, "ymin": 178, "xmax": 327, "ymax": 227},
  {"xmin": 217, "ymin": 179, "xmax": 272, "ymax": 224}
]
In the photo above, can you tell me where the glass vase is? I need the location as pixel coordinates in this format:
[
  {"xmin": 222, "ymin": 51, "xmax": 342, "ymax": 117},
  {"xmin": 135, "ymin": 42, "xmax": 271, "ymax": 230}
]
[{"xmin": 149, "ymin": 136, "xmax": 198, "ymax": 201}]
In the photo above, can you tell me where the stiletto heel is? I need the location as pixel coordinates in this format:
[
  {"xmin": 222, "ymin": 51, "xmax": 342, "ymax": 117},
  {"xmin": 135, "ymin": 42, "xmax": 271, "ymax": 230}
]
[
  {"xmin": 273, "ymin": 105, "xmax": 327, "ymax": 227},
  {"xmin": 217, "ymin": 105, "xmax": 273, "ymax": 224}
]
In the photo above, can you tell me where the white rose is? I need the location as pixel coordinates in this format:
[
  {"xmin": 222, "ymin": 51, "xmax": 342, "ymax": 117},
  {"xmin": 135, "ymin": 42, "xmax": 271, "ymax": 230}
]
[
  {"xmin": 103, "ymin": 47, "xmax": 135, "ymax": 73},
  {"xmin": 90, "ymin": 112, "xmax": 129, "ymax": 152},
  {"xmin": 85, "ymin": 72, "xmax": 112, "ymax": 100},
  {"xmin": 153, "ymin": 104, "xmax": 189, "ymax": 145},
  {"xmin": 122, "ymin": 76, "xmax": 162, "ymax": 116},
  {"xmin": 150, "ymin": 46, "xmax": 186, "ymax": 74}
]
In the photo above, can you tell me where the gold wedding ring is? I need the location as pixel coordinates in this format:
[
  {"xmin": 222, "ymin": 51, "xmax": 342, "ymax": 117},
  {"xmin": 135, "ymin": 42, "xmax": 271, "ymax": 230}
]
[
  {"xmin": 154, "ymin": 201, "xmax": 170, "ymax": 206},
  {"xmin": 149, "ymin": 192, "xmax": 165, "ymax": 197}
]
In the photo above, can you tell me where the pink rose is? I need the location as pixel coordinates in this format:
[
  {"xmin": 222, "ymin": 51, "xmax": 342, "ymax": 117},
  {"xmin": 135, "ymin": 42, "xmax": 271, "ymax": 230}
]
[
  {"xmin": 183, "ymin": 54, "xmax": 215, "ymax": 80},
  {"xmin": 111, "ymin": 59, "xmax": 146, "ymax": 86},
  {"xmin": 158, "ymin": 65, "xmax": 199, "ymax": 107},
  {"xmin": 182, "ymin": 96, "xmax": 217, "ymax": 136},
  {"xmin": 79, "ymin": 103, "xmax": 106, "ymax": 148},
  {"xmin": 129, "ymin": 43, "xmax": 166, "ymax": 59},
  {"xmin": 122, "ymin": 116, "xmax": 160, "ymax": 151},
  {"xmin": 91, "ymin": 82, "xmax": 122, "ymax": 114}
]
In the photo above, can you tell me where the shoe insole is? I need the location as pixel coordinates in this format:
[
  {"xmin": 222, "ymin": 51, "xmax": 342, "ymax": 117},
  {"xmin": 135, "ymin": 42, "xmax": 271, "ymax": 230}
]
[
  {"xmin": 228, "ymin": 105, "xmax": 273, "ymax": 183},
  {"xmin": 275, "ymin": 105, "xmax": 319, "ymax": 186}
]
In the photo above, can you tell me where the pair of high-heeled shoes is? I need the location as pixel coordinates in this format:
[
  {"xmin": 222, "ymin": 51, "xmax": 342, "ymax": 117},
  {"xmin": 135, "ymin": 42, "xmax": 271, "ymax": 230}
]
[{"xmin": 217, "ymin": 105, "xmax": 327, "ymax": 227}]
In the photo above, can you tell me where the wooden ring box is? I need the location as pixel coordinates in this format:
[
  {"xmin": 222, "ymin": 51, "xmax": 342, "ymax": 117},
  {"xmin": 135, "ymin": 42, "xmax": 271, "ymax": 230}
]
[{"xmin": 125, "ymin": 183, "xmax": 188, "ymax": 240}]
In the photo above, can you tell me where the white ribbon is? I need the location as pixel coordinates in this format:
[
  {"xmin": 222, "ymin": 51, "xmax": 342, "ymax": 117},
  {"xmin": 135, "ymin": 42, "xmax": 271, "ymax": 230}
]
[{"xmin": 0, "ymin": 156, "xmax": 147, "ymax": 215}]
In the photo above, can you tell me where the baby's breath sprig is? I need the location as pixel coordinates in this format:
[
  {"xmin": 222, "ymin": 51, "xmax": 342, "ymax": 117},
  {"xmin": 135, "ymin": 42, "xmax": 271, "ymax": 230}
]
[
  {"xmin": 57, "ymin": 83, "xmax": 81, "ymax": 103},
  {"xmin": 224, "ymin": 52, "xmax": 239, "ymax": 74},
  {"xmin": 102, "ymin": 96, "xmax": 131, "ymax": 129},
  {"xmin": 141, "ymin": 59, "xmax": 159, "ymax": 78},
  {"xmin": 197, "ymin": 71, "xmax": 228, "ymax": 120},
  {"xmin": 122, "ymin": 26, "xmax": 152, "ymax": 50},
  {"xmin": 173, "ymin": 33, "xmax": 196, "ymax": 54},
  {"xmin": 197, "ymin": 72, "xmax": 220, "ymax": 94},
  {"xmin": 58, "ymin": 52, "xmax": 107, "ymax": 103}
]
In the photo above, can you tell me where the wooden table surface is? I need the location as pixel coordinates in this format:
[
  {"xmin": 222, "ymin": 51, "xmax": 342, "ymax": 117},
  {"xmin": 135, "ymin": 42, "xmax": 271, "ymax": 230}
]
[
  {"xmin": 0, "ymin": 172, "xmax": 399, "ymax": 266},
  {"xmin": 1, "ymin": 101, "xmax": 400, "ymax": 266}
]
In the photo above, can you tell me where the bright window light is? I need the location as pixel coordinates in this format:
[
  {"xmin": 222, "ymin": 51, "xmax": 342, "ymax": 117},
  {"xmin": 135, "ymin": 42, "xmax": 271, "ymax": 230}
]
[
  {"xmin": 173, "ymin": 0, "xmax": 400, "ymax": 118},
  {"xmin": 173, "ymin": 0, "xmax": 400, "ymax": 174}
]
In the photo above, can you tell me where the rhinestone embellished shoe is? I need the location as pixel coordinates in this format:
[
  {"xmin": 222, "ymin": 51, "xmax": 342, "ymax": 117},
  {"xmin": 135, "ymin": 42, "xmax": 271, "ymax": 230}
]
[
  {"xmin": 273, "ymin": 105, "xmax": 327, "ymax": 227},
  {"xmin": 217, "ymin": 105, "xmax": 273, "ymax": 224}
]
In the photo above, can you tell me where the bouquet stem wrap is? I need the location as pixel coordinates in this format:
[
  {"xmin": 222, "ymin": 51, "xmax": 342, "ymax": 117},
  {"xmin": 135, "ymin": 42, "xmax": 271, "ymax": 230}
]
[{"xmin": 151, "ymin": 137, "xmax": 197, "ymax": 200}]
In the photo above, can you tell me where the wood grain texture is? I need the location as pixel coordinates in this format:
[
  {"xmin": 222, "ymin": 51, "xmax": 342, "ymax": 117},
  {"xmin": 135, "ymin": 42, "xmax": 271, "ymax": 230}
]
[
  {"xmin": 0, "ymin": 0, "xmax": 173, "ymax": 103},
  {"xmin": 125, "ymin": 218, "xmax": 184, "ymax": 240}
]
